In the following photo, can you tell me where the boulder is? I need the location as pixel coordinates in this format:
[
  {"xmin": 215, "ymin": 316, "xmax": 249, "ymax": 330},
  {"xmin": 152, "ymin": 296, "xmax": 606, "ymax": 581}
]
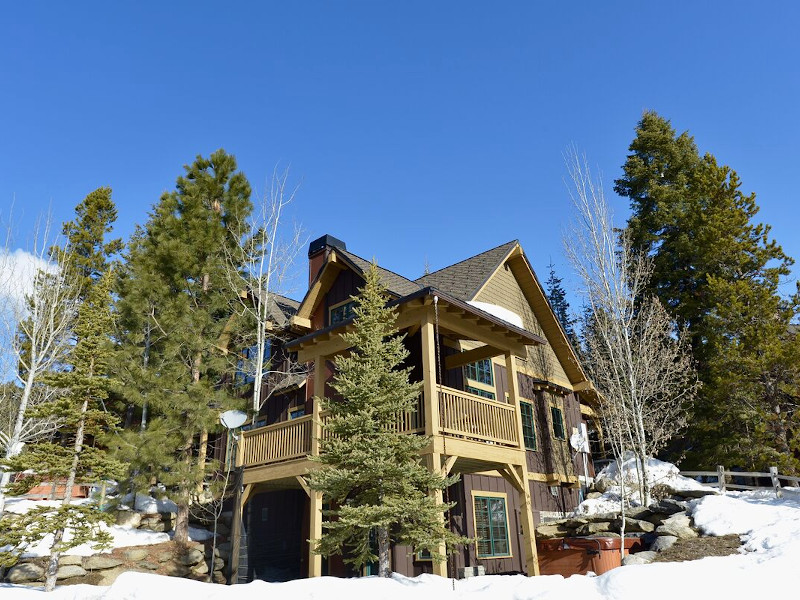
[
  {"xmin": 585, "ymin": 491, "xmax": 602, "ymax": 500},
  {"xmin": 178, "ymin": 548, "xmax": 205, "ymax": 566},
  {"xmin": 576, "ymin": 522, "xmax": 612, "ymax": 536},
  {"xmin": 656, "ymin": 513, "xmax": 698, "ymax": 539},
  {"xmin": 212, "ymin": 571, "xmax": 227, "ymax": 584},
  {"xmin": 58, "ymin": 555, "xmax": 84, "ymax": 566},
  {"xmin": 192, "ymin": 562, "xmax": 209, "ymax": 575},
  {"xmin": 650, "ymin": 535, "xmax": 678, "ymax": 553},
  {"xmin": 587, "ymin": 532, "xmax": 620, "ymax": 538},
  {"xmin": 622, "ymin": 550, "xmax": 657, "ymax": 566},
  {"xmin": 535, "ymin": 523, "xmax": 569, "ymax": 539},
  {"xmin": 7, "ymin": 562, "xmax": 44, "ymax": 584},
  {"xmin": 139, "ymin": 561, "xmax": 160, "ymax": 570},
  {"xmin": 124, "ymin": 548, "xmax": 149, "ymax": 562},
  {"xmin": 626, "ymin": 506, "xmax": 653, "ymax": 520},
  {"xmin": 613, "ymin": 518, "xmax": 655, "ymax": 533},
  {"xmin": 157, "ymin": 551, "xmax": 174, "ymax": 563},
  {"xmin": 116, "ymin": 510, "xmax": 142, "ymax": 528},
  {"xmin": 56, "ymin": 564, "xmax": 87, "ymax": 580},
  {"xmin": 84, "ymin": 555, "xmax": 124, "ymax": 570},
  {"xmin": 673, "ymin": 488, "xmax": 717, "ymax": 499},
  {"xmin": 564, "ymin": 517, "xmax": 589, "ymax": 529},
  {"xmin": 649, "ymin": 498, "xmax": 687, "ymax": 515},
  {"xmin": 95, "ymin": 567, "xmax": 129, "ymax": 586},
  {"xmin": 164, "ymin": 563, "xmax": 192, "ymax": 577}
]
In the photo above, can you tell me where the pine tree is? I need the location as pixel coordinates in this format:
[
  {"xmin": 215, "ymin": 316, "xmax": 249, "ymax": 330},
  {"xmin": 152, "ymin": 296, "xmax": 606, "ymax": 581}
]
[
  {"xmin": 112, "ymin": 150, "xmax": 252, "ymax": 544},
  {"xmin": 308, "ymin": 264, "xmax": 467, "ymax": 577},
  {"xmin": 616, "ymin": 111, "xmax": 799, "ymax": 470},
  {"xmin": 545, "ymin": 261, "xmax": 578, "ymax": 348},
  {"xmin": 1, "ymin": 189, "xmax": 124, "ymax": 591}
]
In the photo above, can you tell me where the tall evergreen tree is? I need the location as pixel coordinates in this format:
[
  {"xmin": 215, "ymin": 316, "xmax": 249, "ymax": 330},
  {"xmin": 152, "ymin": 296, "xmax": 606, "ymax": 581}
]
[
  {"xmin": 308, "ymin": 264, "xmax": 467, "ymax": 577},
  {"xmin": 616, "ymin": 111, "xmax": 799, "ymax": 470},
  {"xmin": 545, "ymin": 261, "xmax": 578, "ymax": 348},
  {"xmin": 112, "ymin": 150, "xmax": 252, "ymax": 543},
  {"xmin": 0, "ymin": 190, "xmax": 124, "ymax": 591}
]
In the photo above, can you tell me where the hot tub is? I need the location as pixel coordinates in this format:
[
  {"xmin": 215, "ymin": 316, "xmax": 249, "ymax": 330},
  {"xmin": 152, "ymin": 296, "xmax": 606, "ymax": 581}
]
[{"xmin": 537, "ymin": 536, "xmax": 644, "ymax": 576}]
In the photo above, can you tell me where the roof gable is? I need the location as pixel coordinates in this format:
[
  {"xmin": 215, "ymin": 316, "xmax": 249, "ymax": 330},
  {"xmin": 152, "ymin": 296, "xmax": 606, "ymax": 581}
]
[{"xmin": 415, "ymin": 240, "xmax": 518, "ymax": 301}]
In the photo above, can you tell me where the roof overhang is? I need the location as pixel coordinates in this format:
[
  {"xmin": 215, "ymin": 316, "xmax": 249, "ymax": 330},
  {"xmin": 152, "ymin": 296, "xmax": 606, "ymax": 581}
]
[{"xmin": 286, "ymin": 287, "xmax": 546, "ymax": 362}]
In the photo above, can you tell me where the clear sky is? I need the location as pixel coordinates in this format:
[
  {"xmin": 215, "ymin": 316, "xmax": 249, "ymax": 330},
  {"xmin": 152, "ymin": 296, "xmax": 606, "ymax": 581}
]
[{"xmin": 1, "ymin": 1, "xmax": 798, "ymax": 302}]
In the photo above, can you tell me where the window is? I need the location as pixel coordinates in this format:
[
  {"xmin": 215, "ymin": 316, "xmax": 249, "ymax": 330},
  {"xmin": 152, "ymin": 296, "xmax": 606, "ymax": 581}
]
[
  {"xmin": 236, "ymin": 341, "xmax": 271, "ymax": 385},
  {"xmin": 520, "ymin": 402, "xmax": 537, "ymax": 450},
  {"xmin": 289, "ymin": 407, "xmax": 306, "ymax": 419},
  {"xmin": 465, "ymin": 385, "xmax": 496, "ymax": 400},
  {"xmin": 464, "ymin": 359, "xmax": 493, "ymax": 386},
  {"xmin": 473, "ymin": 495, "xmax": 510, "ymax": 558},
  {"xmin": 551, "ymin": 405, "xmax": 566, "ymax": 440},
  {"xmin": 329, "ymin": 300, "xmax": 356, "ymax": 325}
]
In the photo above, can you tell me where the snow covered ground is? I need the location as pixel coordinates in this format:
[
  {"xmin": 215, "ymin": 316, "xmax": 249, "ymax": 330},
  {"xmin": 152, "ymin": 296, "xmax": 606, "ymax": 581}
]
[{"xmin": 4, "ymin": 486, "xmax": 800, "ymax": 599}]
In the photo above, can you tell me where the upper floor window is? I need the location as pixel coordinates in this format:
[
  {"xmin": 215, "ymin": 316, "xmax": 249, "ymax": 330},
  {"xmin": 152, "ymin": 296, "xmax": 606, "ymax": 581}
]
[
  {"xmin": 329, "ymin": 300, "xmax": 357, "ymax": 325},
  {"xmin": 464, "ymin": 359, "xmax": 493, "ymax": 386},
  {"xmin": 520, "ymin": 401, "xmax": 537, "ymax": 450},
  {"xmin": 236, "ymin": 341, "xmax": 271, "ymax": 385},
  {"xmin": 551, "ymin": 405, "xmax": 566, "ymax": 440}
]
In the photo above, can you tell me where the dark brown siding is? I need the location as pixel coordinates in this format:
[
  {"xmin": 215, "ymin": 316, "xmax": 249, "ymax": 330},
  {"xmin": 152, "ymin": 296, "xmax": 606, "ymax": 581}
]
[
  {"xmin": 324, "ymin": 269, "xmax": 365, "ymax": 326},
  {"xmin": 244, "ymin": 490, "xmax": 305, "ymax": 582},
  {"xmin": 529, "ymin": 480, "xmax": 580, "ymax": 525}
]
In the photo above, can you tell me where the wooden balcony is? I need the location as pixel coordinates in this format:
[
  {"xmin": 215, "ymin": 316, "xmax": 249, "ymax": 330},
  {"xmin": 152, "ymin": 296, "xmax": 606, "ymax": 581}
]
[
  {"xmin": 437, "ymin": 386, "xmax": 518, "ymax": 447},
  {"xmin": 239, "ymin": 386, "xmax": 521, "ymax": 473}
]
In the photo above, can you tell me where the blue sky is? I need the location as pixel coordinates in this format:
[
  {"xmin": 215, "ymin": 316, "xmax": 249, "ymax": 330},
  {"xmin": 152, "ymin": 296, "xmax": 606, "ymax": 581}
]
[{"xmin": 1, "ymin": 2, "xmax": 798, "ymax": 302}]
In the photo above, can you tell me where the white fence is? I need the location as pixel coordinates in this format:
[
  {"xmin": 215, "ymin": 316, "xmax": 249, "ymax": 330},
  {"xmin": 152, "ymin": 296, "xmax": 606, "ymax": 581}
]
[{"xmin": 680, "ymin": 465, "xmax": 800, "ymax": 498}]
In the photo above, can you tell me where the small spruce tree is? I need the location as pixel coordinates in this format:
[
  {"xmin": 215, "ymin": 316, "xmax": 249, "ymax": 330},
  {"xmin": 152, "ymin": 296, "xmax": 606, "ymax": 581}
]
[{"xmin": 308, "ymin": 264, "xmax": 467, "ymax": 577}]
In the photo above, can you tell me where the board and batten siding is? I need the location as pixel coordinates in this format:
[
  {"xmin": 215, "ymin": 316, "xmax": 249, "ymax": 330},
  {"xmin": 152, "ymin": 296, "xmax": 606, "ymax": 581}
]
[{"xmin": 474, "ymin": 263, "xmax": 571, "ymax": 388}]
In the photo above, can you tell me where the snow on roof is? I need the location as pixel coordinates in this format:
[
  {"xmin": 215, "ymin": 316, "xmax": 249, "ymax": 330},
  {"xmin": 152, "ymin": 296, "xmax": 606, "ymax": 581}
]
[{"xmin": 467, "ymin": 301, "xmax": 524, "ymax": 329}]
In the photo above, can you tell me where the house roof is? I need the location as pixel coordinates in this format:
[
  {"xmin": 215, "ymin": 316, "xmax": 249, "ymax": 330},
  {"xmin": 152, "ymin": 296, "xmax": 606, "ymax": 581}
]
[
  {"xmin": 249, "ymin": 289, "xmax": 301, "ymax": 328},
  {"xmin": 337, "ymin": 248, "xmax": 424, "ymax": 298},
  {"xmin": 415, "ymin": 240, "xmax": 518, "ymax": 301}
]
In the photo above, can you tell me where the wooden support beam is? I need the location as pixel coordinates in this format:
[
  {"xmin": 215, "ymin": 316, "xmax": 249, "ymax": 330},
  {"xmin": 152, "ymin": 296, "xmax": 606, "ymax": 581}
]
[
  {"xmin": 425, "ymin": 453, "xmax": 448, "ymax": 577},
  {"xmin": 308, "ymin": 489, "xmax": 323, "ymax": 577},
  {"xmin": 296, "ymin": 476, "xmax": 312, "ymax": 498},
  {"xmin": 505, "ymin": 352, "xmax": 540, "ymax": 576},
  {"xmin": 420, "ymin": 311, "xmax": 440, "ymax": 438},
  {"xmin": 444, "ymin": 344, "xmax": 503, "ymax": 371},
  {"xmin": 442, "ymin": 455, "xmax": 458, "ymax": 477}
]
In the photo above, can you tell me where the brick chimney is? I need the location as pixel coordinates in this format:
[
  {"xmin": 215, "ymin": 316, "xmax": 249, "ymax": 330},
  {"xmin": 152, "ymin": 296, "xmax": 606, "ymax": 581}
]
[{"xmin": 307, "ymin": 234, "xmax": 347, "ymax": 285}]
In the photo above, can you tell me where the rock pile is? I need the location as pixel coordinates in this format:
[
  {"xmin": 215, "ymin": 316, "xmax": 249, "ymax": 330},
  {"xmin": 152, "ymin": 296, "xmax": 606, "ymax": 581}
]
[
  {"xmin": 3, "ymin": 541, "xmax": 227, "ymax": 586},
  {"xmin": 535, "ymin": 487, "xmax": 717, "ymax": 566}
]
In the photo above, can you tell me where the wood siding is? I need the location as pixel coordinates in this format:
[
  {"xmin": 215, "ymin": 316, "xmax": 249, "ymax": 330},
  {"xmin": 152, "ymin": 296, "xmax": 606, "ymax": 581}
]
[
  {"xmin": 243, "ymin": 490, "xmax": 306, "ymax": 582},
  {"xmin": 475, "ymin": 263, "xmax": 571, "ymax": 387}
]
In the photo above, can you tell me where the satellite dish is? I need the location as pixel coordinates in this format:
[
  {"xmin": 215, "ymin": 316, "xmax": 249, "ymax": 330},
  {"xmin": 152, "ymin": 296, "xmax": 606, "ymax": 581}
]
[{"xmin": 220, "ymin": 410, "xmax": 248, "ymax": 429}]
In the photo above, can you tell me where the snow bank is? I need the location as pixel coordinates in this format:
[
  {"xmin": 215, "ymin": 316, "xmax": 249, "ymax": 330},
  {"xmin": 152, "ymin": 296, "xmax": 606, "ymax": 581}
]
[
  {"xmin": 118, "ymin": 492, "xmax": 179, "ymax": 514},
  {"xmin": 575, "ymin": 455, "xmax": 714, "ymax": 515}
]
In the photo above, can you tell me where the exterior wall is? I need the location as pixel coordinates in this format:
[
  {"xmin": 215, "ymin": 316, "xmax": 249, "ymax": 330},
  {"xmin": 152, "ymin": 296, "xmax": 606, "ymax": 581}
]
[
  {"xmin": 475, "ymin": 263, "xmax": 571, "ymax": 388},
  {"xmin": 323, "ymin": 268, "xmax": 365, "ymax": 327},
  {"xmin": 243, "ymin": 490, "xmax": 306, "ymax": 582},
  {"xmin": 529, "ymin": 479, "xmax": 581, "ymax": 524}
]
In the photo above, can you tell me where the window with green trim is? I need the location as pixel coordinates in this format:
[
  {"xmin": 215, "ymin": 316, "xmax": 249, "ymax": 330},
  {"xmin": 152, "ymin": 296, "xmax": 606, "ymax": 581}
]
[
  {"xmin": 474, "ymin": 496, "xmax": 510, "ymax": 557},
  {"xmin": 464, "ymin": 359, "xmax": 493, "ymax": 386},
  {"xmin": 465, "ymin": 385, "xmax": 496, "ymax": 400},
  {"xmin": 329, "ymin": 300, "xmax": 356, "ymax": 325},
  {"xmin": 520, "ymin": 402, "xmax": 537, "ymax": 450},
  {"xmin": 551, "ymin": 405, "xmax": 566, "ymax": 439}
]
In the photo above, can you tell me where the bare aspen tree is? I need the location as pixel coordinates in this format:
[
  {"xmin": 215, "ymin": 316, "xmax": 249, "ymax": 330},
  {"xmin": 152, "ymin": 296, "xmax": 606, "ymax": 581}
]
[
  {"xmin": 0, "ymin": 215, "xmax": 78, "ymax": 514},
  {"xmin": 224, "ymin": 167, "xmax": 304, "ymax": 413},
  {"xmin": 564, "ymin": 148, "xmax": 697, "ymax": 507}
]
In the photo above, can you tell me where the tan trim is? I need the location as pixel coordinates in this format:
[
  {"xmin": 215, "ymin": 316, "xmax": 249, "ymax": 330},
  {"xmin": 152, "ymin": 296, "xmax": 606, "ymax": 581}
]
[
  {"xmin": 470, "ymin": 490, "xmax": 513, "ymax": 560},
  {"xmin": 444, "ymin": 344, "xmax": 503, "ymax": 371},
  {"xmin": 580, "ymin": 403, "xmax": 598, "ymax": 417},
  {"xmin": 527, "ymin": 472, "xmax": 579, "ymax": 484},
  {"xmin": 293, "ymin": 251, "xmax": 345, "ymax": 325},
  {"xmin": 327, "ymin": 297, "xmax": 356, "ymax": 324}
]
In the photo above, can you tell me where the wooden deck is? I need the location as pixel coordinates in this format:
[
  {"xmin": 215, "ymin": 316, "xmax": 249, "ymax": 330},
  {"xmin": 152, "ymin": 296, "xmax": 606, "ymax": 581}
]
[{"xmin": 240, "ymin": 385, "xmax": 524, "ymax": 481}]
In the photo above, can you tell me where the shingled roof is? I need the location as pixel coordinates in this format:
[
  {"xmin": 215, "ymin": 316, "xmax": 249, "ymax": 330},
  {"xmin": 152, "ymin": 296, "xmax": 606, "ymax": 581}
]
[
  {"xmin": 415, "ymin": 240, "xmax": 518, "ymax": 301},
  {"xmin": 337, "ymin": 248, "xmax": 424, "ymax": 298}
]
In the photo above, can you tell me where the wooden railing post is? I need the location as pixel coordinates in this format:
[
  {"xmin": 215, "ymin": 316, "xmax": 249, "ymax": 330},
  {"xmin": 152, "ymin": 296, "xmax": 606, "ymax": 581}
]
[
  {"xmin": 312, "ymin": 355, "xmax": 326, "ymax": 457},
  {"xmin": 420, "ymin": 312, "xmax": 440, "ymax": 437},
  {"xmin": 717, "ymin": 465, "xmax": 726, "ymax": 492}
]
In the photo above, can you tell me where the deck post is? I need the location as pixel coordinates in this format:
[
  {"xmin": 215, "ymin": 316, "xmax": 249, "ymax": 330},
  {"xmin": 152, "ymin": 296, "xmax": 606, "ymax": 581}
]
[
  {"xmin": 308, "ymin": 354, "xmax": 326, "ymax": 577},
  {"xmin": 420, "ymin": 311, "xmax": 440, "ymax": 437},
  {"xmin": 426, "ymin": 452, "xmax": 449, "ymax": 578},
  {"xmin": 505, "ymin": 352, "xmax": 540, "ymax": 576}
]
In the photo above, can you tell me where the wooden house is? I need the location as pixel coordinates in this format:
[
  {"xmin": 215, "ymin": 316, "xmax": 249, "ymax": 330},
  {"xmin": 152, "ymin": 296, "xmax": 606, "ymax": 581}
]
[{"xmin": 230, "ymin": 235, "xmax": 600, "ymax": 582}]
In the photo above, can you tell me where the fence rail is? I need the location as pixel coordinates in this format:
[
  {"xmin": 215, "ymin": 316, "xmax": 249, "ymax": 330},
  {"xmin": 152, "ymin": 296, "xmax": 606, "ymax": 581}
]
[
  {"xmin": 680, "ymin": 465, "xmax": 800, "ymax": 498},
  {"xmin": 240, "ymin": 415, "xmax": 313, "ymax": 467}
]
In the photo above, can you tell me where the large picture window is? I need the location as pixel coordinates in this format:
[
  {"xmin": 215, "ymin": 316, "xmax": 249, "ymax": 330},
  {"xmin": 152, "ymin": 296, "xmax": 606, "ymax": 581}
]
[
  {"xmin": 473, "ymin": 495, "xmax": 510, "ymax": 558},
  {"xmin": 520, "ymin": 401, "xmax": 537, "ymax": 450}
]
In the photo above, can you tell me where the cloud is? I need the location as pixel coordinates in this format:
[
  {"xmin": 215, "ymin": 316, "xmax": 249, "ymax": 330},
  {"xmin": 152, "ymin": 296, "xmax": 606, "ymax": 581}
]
[{"xmin": 0, "ymin": 248, "xmax": 55, "ymax": 311}]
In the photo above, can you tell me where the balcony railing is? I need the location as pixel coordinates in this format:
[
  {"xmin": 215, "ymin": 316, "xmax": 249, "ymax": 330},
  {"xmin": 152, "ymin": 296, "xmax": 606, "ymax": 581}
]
[
  {"xmin": 240, "ymin": 415, "xmax": 313, "ymax": 467},
  {"xmin": 438, "ymin": 386, "xmax": 519, "ymax": 447},
  {"xmin": 239, "ymin": 387, "xmax": 520, "ymax": 468}
]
